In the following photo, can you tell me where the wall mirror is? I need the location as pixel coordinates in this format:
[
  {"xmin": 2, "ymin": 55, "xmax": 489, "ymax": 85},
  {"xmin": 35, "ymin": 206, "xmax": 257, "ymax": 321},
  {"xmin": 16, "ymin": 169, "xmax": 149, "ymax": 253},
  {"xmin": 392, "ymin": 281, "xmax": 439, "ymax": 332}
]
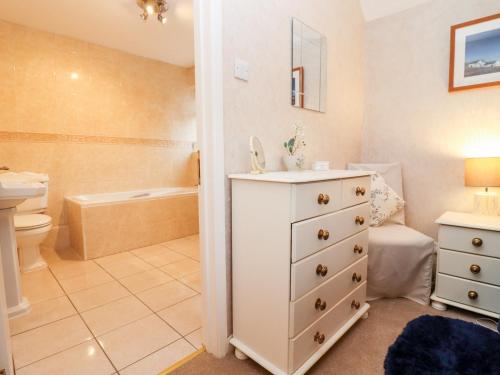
[{"xmin": 291, "ymin": 18, "xmax": 327, "ymax": 112}]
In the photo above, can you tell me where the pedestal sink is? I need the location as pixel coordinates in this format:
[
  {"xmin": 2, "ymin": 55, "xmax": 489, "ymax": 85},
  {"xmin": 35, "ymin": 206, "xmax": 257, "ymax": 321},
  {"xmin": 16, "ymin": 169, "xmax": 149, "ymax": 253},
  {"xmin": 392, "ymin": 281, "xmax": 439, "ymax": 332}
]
[{"xmin": 0, "ymin": 177, "xmax": 45, "ymax": 318}]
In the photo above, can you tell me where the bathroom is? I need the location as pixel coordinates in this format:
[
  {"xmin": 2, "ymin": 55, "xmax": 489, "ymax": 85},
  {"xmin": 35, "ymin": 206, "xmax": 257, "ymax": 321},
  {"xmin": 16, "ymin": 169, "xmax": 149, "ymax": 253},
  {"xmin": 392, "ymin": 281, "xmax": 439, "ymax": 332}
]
[{"xmin": 0, "ymin": 0, "xmax": 203, "ymax": 374}]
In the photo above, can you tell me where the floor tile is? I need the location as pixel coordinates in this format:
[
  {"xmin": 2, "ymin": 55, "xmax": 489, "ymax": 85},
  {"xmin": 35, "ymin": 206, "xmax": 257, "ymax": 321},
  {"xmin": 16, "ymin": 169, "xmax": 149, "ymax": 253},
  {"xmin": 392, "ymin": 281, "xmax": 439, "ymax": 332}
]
[
  {"xmin": 136, "ymin": 281, "xmax": 197, "ymax": 312},
  {"xmin": 178, "ymin": 272, "xmax": 202, "ymax": 293},
  {"xmin": 58, "ymin": 268, "xmax": 113, "ymax": 294},
  {"xmin": 158, "ymin": 295, "xmax": 202, "ymax": 335},
  {"xmin": 16, "ymin": 339, "xmax": 115, "ymax": 375},
  {"xmin": 10, "ymin": 296, "xmax": 76, "ymax": 336},
  {"xmin": 131, "ymin": 244, "xmax": 170, "ymax": 258},
  {"xmin": 185, "ymin": 328, "xmax": 203, "ymax": 349},
  {"xmin": 160, "ymin": 259, "xmax": 200, "ymax": 279},
  {"xmin": 162, "ymin": 235, "xmax": 199, "ymax": 254},
  {"xmin": 137, "ymin": 248, "xmax": 188, "ymax": 268},
  {"xmin": 12, "ymin": 315, "xmax": 92, "ymax": 369},
  {"xmin": 118, "ymin": 269, "xmax": 173, "ymax": 294},
  {"xmin": 97, "ymin": 315, "xmax": 180, "ymax": 370},
  {"xmin": 119, "ymin": 339, "xmax": 195, "ymax": 375},
  {"xmin": 50, "ymin": 260, "xmax": 102, "ymax": 281},
  {"xmin": 21, "ymin": 269, "xmax": 65, "ymax": 304},
  {"xmin": 94, "ymin": 252, "xmax": 137, "ymax": 267},
  {"xmin": 81, "ymin": 296, "xmax": 151, "ymax": 336},
  {"xmin": 41, "ymin": 247, "xmax": 83, "ymax": 266},
  {"xmin": 68, "ymin": 281, "xmax": 131, "ymax": 312},
  {"xmin": 96, "ymin": 256, "xmax": 153, "ymax": 279}
]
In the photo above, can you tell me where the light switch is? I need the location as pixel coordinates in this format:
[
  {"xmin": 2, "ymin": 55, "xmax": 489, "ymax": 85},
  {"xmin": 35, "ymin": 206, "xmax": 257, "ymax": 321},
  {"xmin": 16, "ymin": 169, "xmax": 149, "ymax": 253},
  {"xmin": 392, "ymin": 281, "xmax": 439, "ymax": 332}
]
[{"xmin": 234, "ymin": 58, "xmax": 249, "ymax": 81}]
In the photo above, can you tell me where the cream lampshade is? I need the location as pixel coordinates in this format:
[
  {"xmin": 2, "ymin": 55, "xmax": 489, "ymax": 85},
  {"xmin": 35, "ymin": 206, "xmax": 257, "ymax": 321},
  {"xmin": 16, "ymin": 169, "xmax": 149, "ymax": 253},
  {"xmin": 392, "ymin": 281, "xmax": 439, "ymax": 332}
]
[{"xmin": 465, "ymin": 157, "xmax": 500, "ymax": 215}]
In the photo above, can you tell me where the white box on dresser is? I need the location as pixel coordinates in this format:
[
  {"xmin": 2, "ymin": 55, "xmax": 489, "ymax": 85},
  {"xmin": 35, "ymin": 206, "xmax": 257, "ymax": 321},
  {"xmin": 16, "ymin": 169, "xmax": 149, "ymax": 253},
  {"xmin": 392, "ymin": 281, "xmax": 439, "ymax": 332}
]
[
  {"xmin": 431, "ymin": 211, "xmax": 500, "ymax": 319},
  {"xmin": 229, "ymin": 170, "xmax": 372, "ymax": 375}
]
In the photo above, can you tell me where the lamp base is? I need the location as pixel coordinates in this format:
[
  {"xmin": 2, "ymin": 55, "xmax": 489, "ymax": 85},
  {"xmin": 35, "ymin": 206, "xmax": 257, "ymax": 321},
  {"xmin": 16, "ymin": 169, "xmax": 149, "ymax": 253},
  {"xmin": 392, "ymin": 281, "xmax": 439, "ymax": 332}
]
[{"xmin": 473, "ymin": 191, "xmax": 498, "ymax": 216}]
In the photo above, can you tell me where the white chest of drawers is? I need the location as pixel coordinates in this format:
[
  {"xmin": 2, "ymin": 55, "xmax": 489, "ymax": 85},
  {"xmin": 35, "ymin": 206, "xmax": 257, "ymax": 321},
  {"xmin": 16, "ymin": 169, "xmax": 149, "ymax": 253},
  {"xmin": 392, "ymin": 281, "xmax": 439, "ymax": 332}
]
[
  {"xmin": 431, "ymin": 211, "xmax": 500, "ymax": 319},
  {"xmin": 229, "ymin": 170, "xmax": 372, "ymax": 375}
]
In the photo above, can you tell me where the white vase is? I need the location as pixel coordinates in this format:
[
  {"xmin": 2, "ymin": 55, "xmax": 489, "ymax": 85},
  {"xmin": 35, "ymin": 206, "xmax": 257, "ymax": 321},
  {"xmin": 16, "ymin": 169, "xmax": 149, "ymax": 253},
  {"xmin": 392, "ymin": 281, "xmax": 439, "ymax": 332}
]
[{"xmin": 283, "ymin": 154, "xmax": 304, "ymax": 171}]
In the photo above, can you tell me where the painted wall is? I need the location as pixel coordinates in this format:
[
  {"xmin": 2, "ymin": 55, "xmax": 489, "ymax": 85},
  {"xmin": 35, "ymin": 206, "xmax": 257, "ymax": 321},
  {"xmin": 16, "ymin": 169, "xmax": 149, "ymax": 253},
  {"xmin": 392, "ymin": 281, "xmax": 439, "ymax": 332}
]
[
  {"xmin": 0, "ymin": 20, "xmax": 198, "ymax": 249},
  {"xmin": 222, "ymin": 0, "xmax": 366, "ymax": 331},
  {"xmin": 362, "ymin": 0, "xmax": 500, "ymax": 238}
]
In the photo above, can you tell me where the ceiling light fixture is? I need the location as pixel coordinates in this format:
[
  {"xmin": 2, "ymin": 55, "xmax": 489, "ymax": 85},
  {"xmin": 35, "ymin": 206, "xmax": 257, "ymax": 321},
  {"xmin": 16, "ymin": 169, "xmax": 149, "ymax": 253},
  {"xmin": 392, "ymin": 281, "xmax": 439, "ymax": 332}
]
[{"xmin": 137, "ymin": 0, "xmax": 168, "ymax": 24}]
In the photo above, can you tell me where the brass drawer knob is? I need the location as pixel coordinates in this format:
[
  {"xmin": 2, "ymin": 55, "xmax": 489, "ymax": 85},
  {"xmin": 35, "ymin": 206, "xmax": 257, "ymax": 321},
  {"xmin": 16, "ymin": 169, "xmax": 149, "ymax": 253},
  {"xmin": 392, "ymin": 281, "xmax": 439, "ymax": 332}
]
[
  {"xmin": 317, "ymin": 229, "xmax": 330, "ymax": 240},
  {"xmin": 316, "ymin": 264, "xmax": 328, "ymax": 277},
  {"xmin": 314, "ymin": 332, "xmax": 325, "ymax": 344},
  {"xmin": 472, "ymin": 238, "xmax": 483, "ymax": 247},
  {"xmin": 351, "ymin": 300, "xmax": 361, "ymax": 310},
  {"xmin": 353, "ymin": 245, "xmax": 363, "ymax": 254},
  {"xmin": 352, "ymin": 273, "xmax": 362, "ymax": 283},
  {"xmin": 355, "ymin": 186, "xmax": 366, "ymax": 196},
  {"xmin": 315, "ymin": 298, "xmax": 327, "ymax": 311},
  {"xmin": 468, "ymin": 290, "xmax": 478, "ymax": 300},
  {"xmin": 469, "ymin": 264, "xmax": 481, "ymax": 274},
  {"xmin": 355, "ymin": 216, "xmax": 365, "ymax": 225},
  {"xmin": 317, "ymin": 193, "xmax": 330, "ymax": 205}
]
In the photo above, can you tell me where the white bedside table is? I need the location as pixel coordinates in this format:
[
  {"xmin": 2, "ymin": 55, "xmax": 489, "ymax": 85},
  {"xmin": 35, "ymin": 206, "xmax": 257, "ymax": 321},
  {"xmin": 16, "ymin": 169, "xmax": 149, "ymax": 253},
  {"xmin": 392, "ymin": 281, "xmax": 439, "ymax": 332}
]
[{"xmin": 431, "ymin": 211, "xmax": 500, "ymax": 318}]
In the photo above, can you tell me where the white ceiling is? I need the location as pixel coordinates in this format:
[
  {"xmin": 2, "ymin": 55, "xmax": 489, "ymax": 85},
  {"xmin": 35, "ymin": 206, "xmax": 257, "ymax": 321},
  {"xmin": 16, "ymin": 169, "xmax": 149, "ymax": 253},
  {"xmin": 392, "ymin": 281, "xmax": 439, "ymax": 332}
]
[
  {"xmin": 359, "ymin": 0, "xmax": 432, "ymax": 22},
  {"xmin": 0, "ymin": 0, "xmax": 194, "ymax": 67}
]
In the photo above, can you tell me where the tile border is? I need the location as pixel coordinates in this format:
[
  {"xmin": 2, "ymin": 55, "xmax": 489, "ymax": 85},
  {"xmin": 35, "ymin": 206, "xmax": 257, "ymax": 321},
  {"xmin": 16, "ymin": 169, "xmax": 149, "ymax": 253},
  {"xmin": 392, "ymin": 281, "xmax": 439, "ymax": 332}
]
[{"xmin": 0, "ymin": 131, "xmax": 195, "ymax": 149}]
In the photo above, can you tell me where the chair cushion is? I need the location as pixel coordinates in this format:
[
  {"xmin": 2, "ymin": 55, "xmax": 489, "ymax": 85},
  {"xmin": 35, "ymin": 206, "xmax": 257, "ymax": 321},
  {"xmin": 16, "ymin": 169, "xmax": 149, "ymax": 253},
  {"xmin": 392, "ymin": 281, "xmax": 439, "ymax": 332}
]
[
  {"xmin": 368, "ymin": 224, "xmax": 435, "ymax": 304},
  {"xmin": 348, "ymin": 162, "xmax": 405, "ymax": 224}
]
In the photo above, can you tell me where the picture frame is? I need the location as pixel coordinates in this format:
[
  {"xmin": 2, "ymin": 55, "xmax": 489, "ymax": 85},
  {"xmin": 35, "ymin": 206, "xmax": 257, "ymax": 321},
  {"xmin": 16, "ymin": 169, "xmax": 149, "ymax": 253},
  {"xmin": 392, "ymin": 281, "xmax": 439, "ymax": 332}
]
[
  {"xmin": 291, "ymin": 66, "xmax": 304, "ymax": 108},
  {"xmin": 449, "ymin": 13, "xmax": 500, "ymax": 92}
]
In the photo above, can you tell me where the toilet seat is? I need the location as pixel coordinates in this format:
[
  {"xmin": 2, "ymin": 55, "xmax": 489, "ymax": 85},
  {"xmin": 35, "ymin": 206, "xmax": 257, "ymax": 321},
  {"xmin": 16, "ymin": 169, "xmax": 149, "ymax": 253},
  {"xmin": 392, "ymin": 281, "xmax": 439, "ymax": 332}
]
[{"xmin": 14, "ymin": 214, "xmax": 52, "ymax": 231}]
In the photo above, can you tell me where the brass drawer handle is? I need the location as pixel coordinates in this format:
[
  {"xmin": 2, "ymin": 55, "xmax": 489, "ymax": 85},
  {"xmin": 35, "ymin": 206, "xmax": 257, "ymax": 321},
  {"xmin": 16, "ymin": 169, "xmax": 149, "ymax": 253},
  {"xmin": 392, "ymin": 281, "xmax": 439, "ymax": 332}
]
[
  {"xmin": 351, "ymin": 300, "xmax": 361, "ymax": 310},
  {"xmin": 355, "ymin": 216, "xmax": 365, "ymax": 225},
  {"xmin": 468, "ymin": 290, "xmax": 478, "ymax": 300},
  {"xmin": 314, "ymin": 332, "xmax": 325, "ymax": 344},
  {"xmin": 469, "ymin": 264, "xmax": 481, "ymax": 274},
  {"xmin": 317, "ymin": 193, "xmax": 330, "ymax": 205},
  {"xmin": 355, "ymin": 186, "xmax": 366, "ymax": 196},
  {"xmin": 316, "ymin": 264, "xmax": 328, "ymax": 277},
  {"xmin": 353, "ymin": 244, "xmax": 363, "ymax": 254},
  {"xmin": 352, "ymin": 273, "xmax": 362, "ymax": 283},
  {"xmin": 472, "ymin": 238, "xmax": 483, "ymax": 247},
  {"xmin": 318, "ymin": 229, "xmax": 330, "ymax": 240},
  {"xmin": 315, "ymin": 298, "xmax": 327, "ymax": 311}
]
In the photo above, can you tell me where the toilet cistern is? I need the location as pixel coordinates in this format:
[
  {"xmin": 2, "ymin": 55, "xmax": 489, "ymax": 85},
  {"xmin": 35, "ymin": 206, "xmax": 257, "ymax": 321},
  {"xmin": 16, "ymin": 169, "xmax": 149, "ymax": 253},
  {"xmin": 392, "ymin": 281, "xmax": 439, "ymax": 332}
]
[{"xmin": 0, "ymin": 175, "xmax": 45, "ymax": 318}]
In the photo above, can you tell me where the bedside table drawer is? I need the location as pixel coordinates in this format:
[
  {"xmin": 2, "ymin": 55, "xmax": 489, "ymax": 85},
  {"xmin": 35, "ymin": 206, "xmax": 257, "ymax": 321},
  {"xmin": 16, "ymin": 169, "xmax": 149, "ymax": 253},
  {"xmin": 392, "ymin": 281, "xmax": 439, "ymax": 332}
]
[
  {"xmin": 439, "ymin": 249, "xmax": 500, "ymax": 286},
  {"xmin": 341, "ymin": 176, "xmax": 370, "ymax": 209},
  {"xmin": 436, "ymin": 274, "xmax": 500, "ymax": 314},
  {"xmin": 291, "ymin": 180, "xmax": 342, "ymax": 222},
  {"xmin": 439, "ymin": 225, "xmax": 500, "ymax": 259}
]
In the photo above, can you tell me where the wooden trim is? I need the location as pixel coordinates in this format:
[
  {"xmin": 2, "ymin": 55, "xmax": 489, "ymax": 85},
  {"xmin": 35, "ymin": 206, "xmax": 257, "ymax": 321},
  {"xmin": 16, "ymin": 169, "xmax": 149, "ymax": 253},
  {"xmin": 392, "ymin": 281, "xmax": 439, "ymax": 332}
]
[
  {"xmin": 449, "ymin": 13, "xmax": 500, "ymax": 92},
  {"xmin": 157, "ymin": 346, "xmax": 206, "ymax": 374},
  {"xmin": 292, "ymin": 66, "xmax": 304, "ymax": 108}
]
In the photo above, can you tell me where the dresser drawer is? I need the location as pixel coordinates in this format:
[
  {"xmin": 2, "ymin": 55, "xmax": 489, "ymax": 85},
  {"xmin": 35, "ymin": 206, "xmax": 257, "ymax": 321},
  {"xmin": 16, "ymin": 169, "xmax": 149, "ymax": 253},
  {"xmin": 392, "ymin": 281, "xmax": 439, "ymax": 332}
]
[
  {"xmin": 436, "ymin": 274, "xmax": 500, "ymax": 314},
  {"xmin": 288, "ymin": 283, "xmax": 366, "ymax": 373},
  {"xmin": 439, "ymin": 249, "xmax": 500, "ymax": 286},
  {"xmin": 291, "ymin": 180, "xmax": 342, "ymax": 222},
  {"xmin": 439, "ymin": 225, "xmax": 500, "ymax": 259},
  {"xmin": 292, "ymin": 204, "xmax": 369, "ymax": 262},
  {"xmin": 341, "ymin": 176, "xmax": 370, "ymax": 209},
  {"xmin": 291, "ymin": 231, "xmax": 368, "ymax": 300},
  {"xmin": 289, "ymin": 257, "xmax": 367, "ymax": 337}
]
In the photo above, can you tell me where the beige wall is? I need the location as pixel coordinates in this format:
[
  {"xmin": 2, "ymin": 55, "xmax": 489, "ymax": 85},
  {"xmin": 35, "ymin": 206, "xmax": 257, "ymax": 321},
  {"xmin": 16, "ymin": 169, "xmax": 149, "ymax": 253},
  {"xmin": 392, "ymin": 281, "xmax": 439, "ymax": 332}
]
[
  {"xmin": 362, "ymin": 0, "xmax": 500, "ymax": 238},
  {"xmin": 0, "ymin": 21, "xmax": 198, "ymax": 249},
  {"xmin": 222, "ymin": 0, "xmax": 366, "ymax": 331}
]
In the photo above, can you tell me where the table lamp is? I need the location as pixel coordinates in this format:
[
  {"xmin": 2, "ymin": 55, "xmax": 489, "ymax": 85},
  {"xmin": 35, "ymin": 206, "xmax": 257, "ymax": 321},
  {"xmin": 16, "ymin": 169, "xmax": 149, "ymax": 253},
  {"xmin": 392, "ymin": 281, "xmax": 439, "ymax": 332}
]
[{"xmin": 465, "ymin": 157, "xmax": 500, "ymax": 215}]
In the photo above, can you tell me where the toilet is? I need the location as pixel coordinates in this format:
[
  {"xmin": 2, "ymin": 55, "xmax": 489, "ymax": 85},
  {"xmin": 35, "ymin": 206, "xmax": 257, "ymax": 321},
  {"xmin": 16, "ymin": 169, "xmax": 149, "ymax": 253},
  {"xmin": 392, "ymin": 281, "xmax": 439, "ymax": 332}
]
[{"xmin": 13, "ymin": 172, "xmax": 52, "ymax": 273}]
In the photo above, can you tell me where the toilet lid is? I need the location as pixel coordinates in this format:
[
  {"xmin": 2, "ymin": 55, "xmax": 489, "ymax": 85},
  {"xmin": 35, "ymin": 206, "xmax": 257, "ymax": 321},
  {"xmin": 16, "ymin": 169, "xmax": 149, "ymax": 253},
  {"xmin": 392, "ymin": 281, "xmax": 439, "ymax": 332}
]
[{"xmin": 15, "ymin": 214, "xmax": 52, "ymax": 230}]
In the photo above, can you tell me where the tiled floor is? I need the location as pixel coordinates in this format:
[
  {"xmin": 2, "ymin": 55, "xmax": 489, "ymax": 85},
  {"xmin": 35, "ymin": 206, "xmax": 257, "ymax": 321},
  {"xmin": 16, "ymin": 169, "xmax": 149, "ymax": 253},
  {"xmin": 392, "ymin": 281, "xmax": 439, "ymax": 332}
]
[{"xmin": 10, "ymin": 235, "xmax": 202, "ymax": 375}]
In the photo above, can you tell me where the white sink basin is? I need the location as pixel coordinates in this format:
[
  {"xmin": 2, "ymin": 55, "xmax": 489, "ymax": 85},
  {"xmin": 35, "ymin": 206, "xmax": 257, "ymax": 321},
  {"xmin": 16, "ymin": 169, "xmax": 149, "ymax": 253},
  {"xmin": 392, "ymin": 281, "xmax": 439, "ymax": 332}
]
[{"xmin": 0, "ymin": 174, "xmax": 45, "ymax": 209}]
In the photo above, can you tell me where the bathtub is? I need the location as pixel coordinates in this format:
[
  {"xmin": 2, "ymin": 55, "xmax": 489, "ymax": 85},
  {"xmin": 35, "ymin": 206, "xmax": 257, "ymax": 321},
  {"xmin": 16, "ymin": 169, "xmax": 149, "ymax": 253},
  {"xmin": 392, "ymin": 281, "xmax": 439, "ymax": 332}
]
[{"xmin": 66, "ymin": 187, "xmax": 198, "ymax": 260}]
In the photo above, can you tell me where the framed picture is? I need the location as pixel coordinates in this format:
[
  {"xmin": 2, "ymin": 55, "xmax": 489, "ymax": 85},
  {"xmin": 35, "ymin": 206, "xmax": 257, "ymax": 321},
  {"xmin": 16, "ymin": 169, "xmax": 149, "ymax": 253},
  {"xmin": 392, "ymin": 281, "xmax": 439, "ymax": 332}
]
[
  {"xmin": 291, "ymin": 66, "xmax": 304, "ymax": 108},
  {"xmin": 449, "ymin": 13, "xmax": 500, "ymax": 92}
]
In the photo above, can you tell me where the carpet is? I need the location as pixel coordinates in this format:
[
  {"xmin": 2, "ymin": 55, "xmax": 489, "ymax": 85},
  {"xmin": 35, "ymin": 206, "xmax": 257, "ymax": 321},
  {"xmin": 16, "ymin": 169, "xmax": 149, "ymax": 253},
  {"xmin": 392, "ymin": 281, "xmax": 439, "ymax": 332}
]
[{"xmin": 385, "ymin": 315, "xmax": 500, "ymax": 375}]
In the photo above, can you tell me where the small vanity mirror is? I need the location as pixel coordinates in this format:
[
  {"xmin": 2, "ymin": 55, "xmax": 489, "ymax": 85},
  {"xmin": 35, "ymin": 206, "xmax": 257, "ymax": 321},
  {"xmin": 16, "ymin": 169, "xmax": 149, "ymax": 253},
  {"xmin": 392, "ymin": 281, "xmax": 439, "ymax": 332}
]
[
  {"xmin": 291, "ymin": 18, "xmax": 327, "ymax": 112},
  {"xmin": 249, "ymin": 136, "xmax": 266, "ymax": 174}
]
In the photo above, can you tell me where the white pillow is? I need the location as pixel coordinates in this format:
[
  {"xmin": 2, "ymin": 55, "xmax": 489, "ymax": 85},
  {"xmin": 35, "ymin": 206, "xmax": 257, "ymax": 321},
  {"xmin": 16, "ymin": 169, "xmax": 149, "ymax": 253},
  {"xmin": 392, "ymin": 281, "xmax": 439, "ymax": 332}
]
[{"xmin": 370, "ymin": 173, "xmax": 405, "ymax": 226}]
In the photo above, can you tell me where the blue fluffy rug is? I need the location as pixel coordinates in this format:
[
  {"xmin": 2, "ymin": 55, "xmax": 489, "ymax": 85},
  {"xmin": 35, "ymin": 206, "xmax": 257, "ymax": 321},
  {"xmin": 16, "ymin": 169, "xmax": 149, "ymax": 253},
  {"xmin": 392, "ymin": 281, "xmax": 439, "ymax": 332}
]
[{"xmin": 385, "ymin": 315, "xmax": 500, "ymax": 375}]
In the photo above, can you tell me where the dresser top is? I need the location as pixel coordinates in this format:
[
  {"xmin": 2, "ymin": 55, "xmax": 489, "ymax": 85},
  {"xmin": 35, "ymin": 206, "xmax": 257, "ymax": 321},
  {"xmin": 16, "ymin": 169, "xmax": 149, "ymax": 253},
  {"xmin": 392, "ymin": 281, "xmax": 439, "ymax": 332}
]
[
  {"xmin": 228, "ymin": 170, "xmax": 373, "ymax": 183},
  {"xmin": 436, "ymin": 211, "xmax": 500, "ymax": 231}
]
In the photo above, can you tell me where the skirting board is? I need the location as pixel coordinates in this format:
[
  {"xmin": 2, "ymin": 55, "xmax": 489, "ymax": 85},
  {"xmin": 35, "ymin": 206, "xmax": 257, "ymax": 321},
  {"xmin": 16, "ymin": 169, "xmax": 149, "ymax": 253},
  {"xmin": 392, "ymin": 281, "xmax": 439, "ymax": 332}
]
[
  {"xmin": 430, "ymin": 293, "xmax": 499, "ymax": 319},
  {"xmin": 230, "ymin": 303, "xmax": 370, "ymax": 375}
]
